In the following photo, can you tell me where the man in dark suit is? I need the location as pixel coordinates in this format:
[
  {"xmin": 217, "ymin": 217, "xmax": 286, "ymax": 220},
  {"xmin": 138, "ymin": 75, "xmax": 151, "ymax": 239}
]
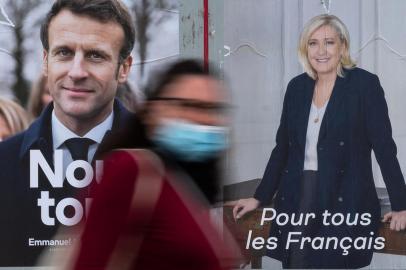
[{"xmin": 0, "ymin": 0, "xmax": 137, "ymax": 266}]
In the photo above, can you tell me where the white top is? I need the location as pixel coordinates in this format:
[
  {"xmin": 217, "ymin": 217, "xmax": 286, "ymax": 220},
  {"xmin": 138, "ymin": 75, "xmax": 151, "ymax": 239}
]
[
  {"xmin": 52, "ymin": 110, "xmax": 114, "ymax": 173},
  {"xmin": 303, "ymin": 101, "xmax": 329, "ymax": 171}
]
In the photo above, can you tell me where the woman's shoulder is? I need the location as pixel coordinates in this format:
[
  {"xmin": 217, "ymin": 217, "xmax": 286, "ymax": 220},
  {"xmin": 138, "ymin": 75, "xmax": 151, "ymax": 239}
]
[
  {"xmin": 289, "ymin": 68, "xmax": 379, "ymax": 81},
  {"xmin": 104, "ymin": 149, "xmax": 163, "ymax": 173},
  {"xmin": 285, "ymin": 73, "xmax": 312, "ymax": 95},
  {"xmin": 344, "ymin": 68, "xmax": 384, "ymax": 100},
  {"xmin": 345, "ymin": 67, "xmax": 379, "ymax": 82},
  {"xmin": 289, "ymin": 72, "xmax": 311, "ymax": 84}
]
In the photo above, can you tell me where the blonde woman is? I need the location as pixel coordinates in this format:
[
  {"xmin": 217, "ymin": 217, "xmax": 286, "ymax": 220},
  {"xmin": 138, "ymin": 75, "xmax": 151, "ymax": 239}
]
[
  {"xmin": 27, "ymin": 74, "xmax": 52, "ymax": 118},
  {"xmin": 0, "ymin": 97, "xmax": 30, "ymax": 141},
  {"xmin": 233, "ymin": 14, "xmax": 406, "ymax": 268}
]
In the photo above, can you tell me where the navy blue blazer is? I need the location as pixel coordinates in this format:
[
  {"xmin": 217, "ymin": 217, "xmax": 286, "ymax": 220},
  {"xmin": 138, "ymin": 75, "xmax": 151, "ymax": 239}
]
[
  {"xmin": 254, "ymin": 68, "xmax": 406, "ymax": 268},
  {"xmin": 0, "ymin": 100, "xmax": 136, "ymax": 266}
]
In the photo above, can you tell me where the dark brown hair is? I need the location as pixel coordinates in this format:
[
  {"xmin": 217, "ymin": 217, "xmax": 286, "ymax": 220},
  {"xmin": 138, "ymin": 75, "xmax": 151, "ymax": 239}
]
[
  {"xmin": 145, "ymin": 59, "xmax": 221, "ymax": 100},
  {"xmin": 40, "ymin": 0, "xmax": 135, "ymax": 63}
]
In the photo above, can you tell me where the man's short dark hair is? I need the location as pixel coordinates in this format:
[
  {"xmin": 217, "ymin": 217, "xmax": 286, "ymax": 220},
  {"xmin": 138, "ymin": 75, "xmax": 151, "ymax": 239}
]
[{"xmin": 40, "ymin": 0, "xmax": 135, "ymax": 63}]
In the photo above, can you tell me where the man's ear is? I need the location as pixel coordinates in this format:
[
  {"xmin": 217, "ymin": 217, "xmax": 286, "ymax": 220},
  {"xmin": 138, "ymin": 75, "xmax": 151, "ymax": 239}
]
[
  {"xmin": 118, "ymin": 55, "xmax": 133, "ymax": 83},
  {"xmin": 42, "ymin": 49, "xmax": 48, "ymax": 76}
]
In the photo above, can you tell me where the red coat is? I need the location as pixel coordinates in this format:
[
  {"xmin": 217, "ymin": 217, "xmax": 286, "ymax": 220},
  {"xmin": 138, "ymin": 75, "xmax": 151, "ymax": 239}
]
[{"xmin": 72, "ymin": 150, "xmax": 240, "ymax": 270}]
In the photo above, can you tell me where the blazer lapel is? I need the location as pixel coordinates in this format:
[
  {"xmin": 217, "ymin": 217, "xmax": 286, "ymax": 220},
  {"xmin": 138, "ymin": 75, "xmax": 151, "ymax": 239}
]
[
  {"xmin": 318, "ymin": 73, "xmax": 350, "ymax": 142},
  {"xmin": 297, "ymin": 76, "xmax": 315, "ymax": 151}
]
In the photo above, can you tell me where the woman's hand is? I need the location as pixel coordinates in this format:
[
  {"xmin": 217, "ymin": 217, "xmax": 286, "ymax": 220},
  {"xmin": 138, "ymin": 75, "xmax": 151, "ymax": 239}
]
[
  {"xmin": 382, "ymin": 210, "xmax": 406, "ymax": 231},
  {"xmin": 232, "ymin": 198, "xmax": 260, "ymax": 220}
]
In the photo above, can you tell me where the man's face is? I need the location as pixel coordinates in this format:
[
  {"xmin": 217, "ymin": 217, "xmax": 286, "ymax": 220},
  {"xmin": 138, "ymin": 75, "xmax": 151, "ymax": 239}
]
[{"xmin": 43, "ymin": 10, "xmax": 132, "ymax": 126}]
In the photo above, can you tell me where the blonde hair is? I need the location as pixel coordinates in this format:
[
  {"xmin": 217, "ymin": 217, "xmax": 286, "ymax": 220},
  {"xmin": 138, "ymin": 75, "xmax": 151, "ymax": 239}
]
[
  {"xmin": 0, "ymin": 97, "xmax": 30, "ymax": 136},
  {"xmin": 298, "ymin": 14, "xmax": 356, "ymax": 79},
  {"xmin": 27, "ymin": 74, "xmax": 49, "ymax": 118}
]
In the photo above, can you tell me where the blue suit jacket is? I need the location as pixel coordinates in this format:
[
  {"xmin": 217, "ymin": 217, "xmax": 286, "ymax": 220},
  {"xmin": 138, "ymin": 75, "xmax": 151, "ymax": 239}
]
[
  {"xmin": 0, "ymin": 100, "xmax": 136, "ymax": 266},
  {"xmin": 254, "ymin": 68, "xmax": 406, "ymax": 268}
]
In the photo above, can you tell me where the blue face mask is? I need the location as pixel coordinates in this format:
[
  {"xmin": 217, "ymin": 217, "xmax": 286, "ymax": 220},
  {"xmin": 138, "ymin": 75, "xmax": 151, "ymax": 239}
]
[{"xmin": 152, "ymin": 119, "xmax": 228, "ymax": 162}]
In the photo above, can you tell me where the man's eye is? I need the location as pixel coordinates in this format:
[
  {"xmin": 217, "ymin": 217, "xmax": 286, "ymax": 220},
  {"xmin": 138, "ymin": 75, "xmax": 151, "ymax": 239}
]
[
  {"xmin": 56, "ymin": 49, "xmax": 72, "ymax": 57},
  {"xmin": 88, "ymin": 52, "xmax": 104, "ymax": 60}
]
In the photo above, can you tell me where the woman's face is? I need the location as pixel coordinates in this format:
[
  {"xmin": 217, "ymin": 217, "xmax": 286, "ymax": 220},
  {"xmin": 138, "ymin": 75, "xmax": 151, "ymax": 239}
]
[
  {"xmin": 0, "ymin": 115, "xmax": 11, "ymax": 142},
  {"xmin": 145, "ymin": 75, "xmax": 228, "ymax": 134},
  {"xmin": 307, "ymin": 25, "xmax": 344, "ymax": 77}
]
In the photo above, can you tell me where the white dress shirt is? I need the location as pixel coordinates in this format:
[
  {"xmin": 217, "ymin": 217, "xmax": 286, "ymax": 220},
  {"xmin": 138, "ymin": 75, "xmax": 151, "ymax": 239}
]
[
  {"xmin": 304, "ymin": 101, "xmax": 328, "ymax": 171},
  {"xmin": 51, "ymin": 110, "xmax": 114, "ymax": 174}
]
